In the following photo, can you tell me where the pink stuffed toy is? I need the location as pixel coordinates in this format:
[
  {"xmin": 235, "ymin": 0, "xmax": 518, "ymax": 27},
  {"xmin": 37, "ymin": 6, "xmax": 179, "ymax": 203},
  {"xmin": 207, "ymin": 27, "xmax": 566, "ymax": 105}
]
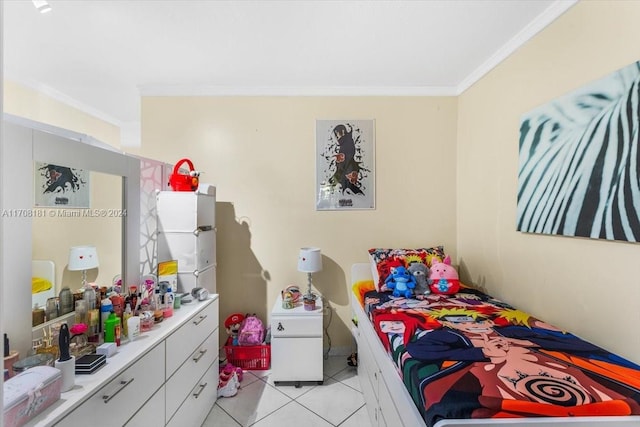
[{"xmin": 428, "ymin": 255, "xmax": 460, "ymax": 295}]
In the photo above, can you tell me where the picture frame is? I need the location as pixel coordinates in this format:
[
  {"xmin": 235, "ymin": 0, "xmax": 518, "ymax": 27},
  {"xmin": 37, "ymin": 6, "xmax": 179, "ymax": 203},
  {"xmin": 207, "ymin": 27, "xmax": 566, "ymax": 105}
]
[
  {"xmin": 315, "ymin": 119, "xmax": 375, "ymax": 210},
  {"xmin": 34, "ymin": 162, "xmax": 90, "ymax": 208}
]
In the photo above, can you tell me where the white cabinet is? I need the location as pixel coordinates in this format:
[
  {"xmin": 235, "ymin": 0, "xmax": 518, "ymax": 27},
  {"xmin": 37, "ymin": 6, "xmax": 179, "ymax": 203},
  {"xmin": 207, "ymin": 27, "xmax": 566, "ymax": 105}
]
[
  {"xmin": 30, "ymin": 297, "xmax": 219, "ymax": 427},
  {"xmin": 270, "ymin": 294, "xmax": 323, "ymax": 385},
  {"xmin": 157, "ymin": 187, "xmax": 217, "ymax": 294}
]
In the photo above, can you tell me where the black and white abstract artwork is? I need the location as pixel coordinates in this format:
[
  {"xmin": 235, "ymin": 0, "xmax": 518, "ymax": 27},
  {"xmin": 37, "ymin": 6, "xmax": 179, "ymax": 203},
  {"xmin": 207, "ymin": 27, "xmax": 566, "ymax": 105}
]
[{"xmin": 517, "ymin": 61, "xmax": 640, "ymax": 242}]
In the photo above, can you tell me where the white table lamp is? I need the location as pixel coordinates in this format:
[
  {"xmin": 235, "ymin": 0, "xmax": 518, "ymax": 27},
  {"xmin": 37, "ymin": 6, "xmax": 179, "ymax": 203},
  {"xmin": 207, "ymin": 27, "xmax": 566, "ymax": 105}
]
[
  {"xmin": 68, "ymin": 245, "xmax": 99, "ymax": 289},
  {"xmin": 298, "ymin": 247, "xmax": 322, "ymax": 298}
]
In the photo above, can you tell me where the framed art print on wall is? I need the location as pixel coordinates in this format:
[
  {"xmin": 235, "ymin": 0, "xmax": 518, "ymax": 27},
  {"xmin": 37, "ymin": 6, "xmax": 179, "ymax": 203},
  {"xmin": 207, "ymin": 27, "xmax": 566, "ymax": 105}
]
[
  {"xmin": 34, "ymin": 162, "xmax": 90, "ymax": 208},
  {"xmin": 315, "ymin": 119, "xmax": 375, "ymax": 210}
]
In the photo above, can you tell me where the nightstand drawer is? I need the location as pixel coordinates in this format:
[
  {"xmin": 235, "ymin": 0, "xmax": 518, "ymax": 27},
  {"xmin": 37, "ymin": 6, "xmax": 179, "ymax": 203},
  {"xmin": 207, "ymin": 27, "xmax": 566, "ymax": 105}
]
[{"xmin": 271, "ymin": 315, "xmax": 322, "ymax": 337}]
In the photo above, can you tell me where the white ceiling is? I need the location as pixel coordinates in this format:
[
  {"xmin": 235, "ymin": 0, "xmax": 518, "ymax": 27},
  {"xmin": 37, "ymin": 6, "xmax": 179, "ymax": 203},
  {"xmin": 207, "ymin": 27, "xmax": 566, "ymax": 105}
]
[{"xmin": 4, "ymin": 0, "xmax": 576, "ymax": 143}]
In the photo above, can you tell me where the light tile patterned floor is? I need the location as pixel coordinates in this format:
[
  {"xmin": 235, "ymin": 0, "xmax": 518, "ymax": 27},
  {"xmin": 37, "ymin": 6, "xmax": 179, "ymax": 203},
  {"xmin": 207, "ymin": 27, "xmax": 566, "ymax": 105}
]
[{"xmin": 202, "ymin": 356, "xmax": 371, "ymax": 427}]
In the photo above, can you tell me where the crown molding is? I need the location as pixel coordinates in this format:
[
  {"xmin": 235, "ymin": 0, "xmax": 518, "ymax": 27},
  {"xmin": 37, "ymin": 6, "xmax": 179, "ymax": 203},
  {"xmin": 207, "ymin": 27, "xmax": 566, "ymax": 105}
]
[
  {"xmin": 457, "ymin": 0, "xmax": 578, "ymax": 94},
  {"xmin": 138, "ymin": 85, "xmax": 459, "ymax": 97}
]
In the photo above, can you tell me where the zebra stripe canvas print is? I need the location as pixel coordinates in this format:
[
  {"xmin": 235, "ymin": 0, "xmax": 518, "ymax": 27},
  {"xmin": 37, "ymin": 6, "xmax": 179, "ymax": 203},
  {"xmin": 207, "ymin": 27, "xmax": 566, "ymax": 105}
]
[{"xmin": 517, "ymin": 61, "xmax": 640, "ymax": 242}]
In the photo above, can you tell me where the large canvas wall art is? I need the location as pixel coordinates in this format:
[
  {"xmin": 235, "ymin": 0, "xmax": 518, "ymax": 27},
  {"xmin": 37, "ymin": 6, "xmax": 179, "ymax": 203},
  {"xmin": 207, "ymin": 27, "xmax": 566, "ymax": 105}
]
[
  {"xmin": 517, "ymin": 61, "xmax": 640, "ymax": 242},
  {"xmin": 316, "ymin": 119, "xmax": 375, "ymax": 210}
]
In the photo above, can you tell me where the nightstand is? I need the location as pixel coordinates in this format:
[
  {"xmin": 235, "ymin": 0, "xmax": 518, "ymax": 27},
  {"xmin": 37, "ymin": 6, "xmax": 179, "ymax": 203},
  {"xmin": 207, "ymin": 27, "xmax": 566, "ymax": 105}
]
[{"xmin": 270, "ymin": 293, "xmax": 324, "ymax": 387}]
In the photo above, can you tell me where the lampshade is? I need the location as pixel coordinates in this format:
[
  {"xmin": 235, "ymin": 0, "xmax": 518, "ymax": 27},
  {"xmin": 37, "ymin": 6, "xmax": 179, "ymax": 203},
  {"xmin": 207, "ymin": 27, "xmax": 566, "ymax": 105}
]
[
  {"xmin": 298, "ymin": 247, "xmax": 322, "ymax": 273},
  {"xmin": 68, "ymin": 246, "xmax": 99, "ymax": 271}
]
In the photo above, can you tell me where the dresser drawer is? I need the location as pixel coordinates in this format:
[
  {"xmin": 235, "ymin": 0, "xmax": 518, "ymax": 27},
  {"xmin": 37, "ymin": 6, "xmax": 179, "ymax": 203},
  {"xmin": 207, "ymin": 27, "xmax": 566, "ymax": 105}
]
[
  {"xmin": 55, "ymin": 343, "xmax": 164, "ymax": 426},
  {"xmin": 166, "ymin": 298, "xmax": 219, "ymax": 377},
  {"xmin": 125, "ymin": 385, "xmax": 165, "ymax": 427},
  {"xmin": 166, "ymin": 360, "xmax": 218, "ymax": 427},
  {"xmin": 165, "ymin": 328, "xmax": 218, "ymax": 421},
  {"xmin": 271, "ymin": 314, "xmax": 322, "ymax": 338}
]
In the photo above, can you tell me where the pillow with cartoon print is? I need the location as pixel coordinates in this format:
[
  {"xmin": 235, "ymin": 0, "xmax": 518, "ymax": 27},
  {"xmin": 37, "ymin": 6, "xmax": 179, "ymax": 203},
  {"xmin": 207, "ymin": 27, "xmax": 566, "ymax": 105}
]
[{"xmin": 368, "ymin": 246, "xmax": 445, "ymax": 294}]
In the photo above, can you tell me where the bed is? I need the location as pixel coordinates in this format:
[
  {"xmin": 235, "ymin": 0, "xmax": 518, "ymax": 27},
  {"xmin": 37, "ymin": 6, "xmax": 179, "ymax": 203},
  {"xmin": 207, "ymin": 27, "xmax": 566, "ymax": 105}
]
[
  {"xmin": 351, "ymin": 262, "xmax": 640, "ymax": 427},
  {"xmin": 32, "ymin": 259, "xmax": 56, "ymax": 309}
]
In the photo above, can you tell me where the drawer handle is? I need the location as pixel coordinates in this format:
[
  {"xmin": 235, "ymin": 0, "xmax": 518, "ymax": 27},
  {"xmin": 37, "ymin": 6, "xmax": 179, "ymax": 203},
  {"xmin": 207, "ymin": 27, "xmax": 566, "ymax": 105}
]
[
  {"xmin": 193, "ymin": 348, "xmax": 207, "ymax": 362},
  {"xmin": 277, "ymin": 322, "xmax": 284, "ymax": 331},
  {"xmin": 193, "ymin": 314, "xmax": 207, "ymax": 325},
  {"xmin": 103, "ymin": 378, "xmax": 135, "ymax": 404},
  {"xmin": 193, "ymin": 382, "xmax": 208, "ymax": 398}
]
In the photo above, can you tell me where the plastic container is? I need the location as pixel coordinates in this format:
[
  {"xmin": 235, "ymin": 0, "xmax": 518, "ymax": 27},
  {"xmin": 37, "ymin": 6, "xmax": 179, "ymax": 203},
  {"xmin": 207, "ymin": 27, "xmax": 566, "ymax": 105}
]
[
  {"xmin": 127, "ymin": 316, "xmax": 140, "ymax": 341},
  {"xmin": 3, "ymin": 366, "xmax": 62, "ymax": 427},
  {"xmin": 163, "ymin": 288, "xmax": 174, "ymax": 318},
  {"xmin": 12, "ymin": 354, "xmax": 54, "ymax": 374},
  {"xmin": 103, "ymin": 312, "xmax": 121, "ymax": 346},
  {"xmin": 100, "ymin": 297, "xmax": 113, "ymax": 336},
  {"xmin": 223, "ymin": 345, "xmax": 271, "ymax": 370}
]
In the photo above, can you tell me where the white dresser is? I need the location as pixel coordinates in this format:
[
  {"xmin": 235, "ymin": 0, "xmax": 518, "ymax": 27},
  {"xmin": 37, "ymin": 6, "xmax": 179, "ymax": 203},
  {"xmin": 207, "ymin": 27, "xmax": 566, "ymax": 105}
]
[
  {"xmin": 24, "ymin": 295, "xmax": 220, "ymax": 427},
  {"xmin": 270, "ymin": 294, "xmax": 323, "ymax": 386},
  {"xmin": 156, "ymin": 186, "xmax": 217, "ymax": 294}
]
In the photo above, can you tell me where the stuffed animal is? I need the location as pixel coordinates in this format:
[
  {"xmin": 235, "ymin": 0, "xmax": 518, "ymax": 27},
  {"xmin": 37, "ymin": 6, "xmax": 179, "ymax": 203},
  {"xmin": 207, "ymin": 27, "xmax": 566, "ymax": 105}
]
[
  {"xmin": 224, "ymin": 313, "xmax": 245, "ymax": 346},
  {"xmin": 408, "ymin": 262, "xmax": 430, "ymax": 297},
  {"xmin": 428, "ymin": 255, "xmax": 460, "ymax": 295},
  {"xmin": 385, "ymin": 266, "xmax": 416, "ymax": 298}
]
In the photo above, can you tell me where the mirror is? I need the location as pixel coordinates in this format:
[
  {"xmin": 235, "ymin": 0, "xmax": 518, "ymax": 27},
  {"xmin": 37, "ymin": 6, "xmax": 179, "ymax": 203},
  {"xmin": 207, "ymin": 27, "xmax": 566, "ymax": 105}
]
[
  {"xmin": 31, "ymin": 170, "xmax": 123, "ymax": 323},
  {"xmin": 2, "ymin": 114, "xmax": 140, "ymax": 358}
]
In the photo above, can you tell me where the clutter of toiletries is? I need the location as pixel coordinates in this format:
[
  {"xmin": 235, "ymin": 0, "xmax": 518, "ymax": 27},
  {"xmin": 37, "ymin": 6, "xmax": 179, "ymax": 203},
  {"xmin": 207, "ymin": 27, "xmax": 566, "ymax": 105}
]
[{"xmin": 4, "ymin": 276, "xmax": 206, "ymax": 427}]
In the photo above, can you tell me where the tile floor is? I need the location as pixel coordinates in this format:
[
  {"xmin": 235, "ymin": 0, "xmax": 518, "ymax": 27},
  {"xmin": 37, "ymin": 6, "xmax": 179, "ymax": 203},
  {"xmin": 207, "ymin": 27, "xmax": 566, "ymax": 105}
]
[{"xmin": 202, "ymin": 356, "xmax": 372, "ymax": 427}]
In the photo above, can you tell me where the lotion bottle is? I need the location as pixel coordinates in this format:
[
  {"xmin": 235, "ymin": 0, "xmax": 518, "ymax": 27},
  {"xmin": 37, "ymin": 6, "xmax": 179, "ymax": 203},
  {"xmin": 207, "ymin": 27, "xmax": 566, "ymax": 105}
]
[{"xmin": 122, "ymin": 303, "xmax": 132, "ymax": 338}]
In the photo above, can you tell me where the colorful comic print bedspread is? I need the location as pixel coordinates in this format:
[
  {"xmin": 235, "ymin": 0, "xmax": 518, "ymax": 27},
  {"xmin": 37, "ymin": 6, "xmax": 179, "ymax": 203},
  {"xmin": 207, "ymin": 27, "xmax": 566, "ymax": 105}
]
[{"xmin": 353, "ymin": 281, "xmax": 640, "ymax": 427}]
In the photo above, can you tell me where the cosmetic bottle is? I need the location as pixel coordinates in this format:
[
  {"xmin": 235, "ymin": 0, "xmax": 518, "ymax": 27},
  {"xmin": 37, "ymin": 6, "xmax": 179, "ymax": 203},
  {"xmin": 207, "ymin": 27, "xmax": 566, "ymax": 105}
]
[
  {"xmin": 122, "ymin": 303, "xmax": 132, "ymax": 338},
  {"xmin": 75, "ymin": 300, "xmax": 87, "ymax": 326},
  {"xmin": 110, "ymin": 293, "xmax": 124, "ymax": 320},
  {"xmin": 101, "ymin": 297, "xmax": 113, "ymax": 339},
  {"xmin": 104, "ymin": 311, "xmax": 121, "ymax": 346},
  {"xmin": 45, "ymin": 297, "xmax": 58, "ymax": 322},
  {"xmin": 32, "ymin": 304, "xmax": 45, "ymax": 327},
  {"xmin": 84, "ymin": 284, "xmax": 100, "ymax": 343},
  {"xmin": 127, "ymin": 316, "xmax": 140, "ymax": 341},
  {"xmin": 163, "ymin": 288, "xmax": 174, "ymax": 318},
  {"xmin": 59, "ymin": 287, "xmax": 74, "ymax": 315}
]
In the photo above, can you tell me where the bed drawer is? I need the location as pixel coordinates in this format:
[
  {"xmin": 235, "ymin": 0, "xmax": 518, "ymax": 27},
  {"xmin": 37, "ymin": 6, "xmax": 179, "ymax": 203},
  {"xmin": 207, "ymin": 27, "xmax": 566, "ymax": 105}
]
[{"xmin": 166, "ymin": 298, "xmax": 218, "ymax": 378}]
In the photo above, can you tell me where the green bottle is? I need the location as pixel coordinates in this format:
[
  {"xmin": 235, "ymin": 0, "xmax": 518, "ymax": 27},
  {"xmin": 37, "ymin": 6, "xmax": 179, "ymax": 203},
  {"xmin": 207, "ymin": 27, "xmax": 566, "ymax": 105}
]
[{"xmin": 104, "ymin": 311, "xmax": 121, "ymax": 346}]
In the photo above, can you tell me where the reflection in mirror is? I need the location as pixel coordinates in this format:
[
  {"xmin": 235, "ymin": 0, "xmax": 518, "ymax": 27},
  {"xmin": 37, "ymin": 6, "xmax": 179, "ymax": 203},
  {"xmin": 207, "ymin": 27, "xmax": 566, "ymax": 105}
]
[
  {"xmin": 2, "ymin": 115, "xmax": 140, "ymax": 364},
  {"xmin": 31, "ymin": 170, "xmax": 122, "ymax": 325}
]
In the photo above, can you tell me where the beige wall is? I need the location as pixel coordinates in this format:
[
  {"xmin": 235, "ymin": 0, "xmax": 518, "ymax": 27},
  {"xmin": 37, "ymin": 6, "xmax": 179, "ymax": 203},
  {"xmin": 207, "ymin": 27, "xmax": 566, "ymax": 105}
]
[
  {"xmin": 140, "ymin": 96, "xmax": 458, "ymax": 352},
  {"xmin": 457, "ymin": 1, "xmax": 640, "ymax": 362},
  {"xmin": 4, "ymin": 82, "xmax": 123, "ymax": 295}
]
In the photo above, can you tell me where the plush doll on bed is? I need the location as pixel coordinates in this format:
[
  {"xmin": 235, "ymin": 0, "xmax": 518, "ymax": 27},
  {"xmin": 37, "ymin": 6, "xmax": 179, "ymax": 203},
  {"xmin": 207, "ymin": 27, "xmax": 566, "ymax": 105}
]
[
  {"xmin": 408, "ymin": 262, "xmax": 430, "ymax": 297},
  {"xmin": 428, "ymin": 255, "xmax": 460, "ymax": 295},
  {"xmin": 385, "ymin": 266, "xmax": 416, "ymax": 298}
]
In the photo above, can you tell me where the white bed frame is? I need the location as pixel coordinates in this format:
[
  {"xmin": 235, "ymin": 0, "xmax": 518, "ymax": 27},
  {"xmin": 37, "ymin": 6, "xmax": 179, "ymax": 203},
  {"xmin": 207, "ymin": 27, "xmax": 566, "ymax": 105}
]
[
  {"xmin": 32, "ymin": 259, "xmax": 56, "ymax": 309},
  {"xmin": 350, "ymin": 263, "xmax": 640, "ymax": 427}
]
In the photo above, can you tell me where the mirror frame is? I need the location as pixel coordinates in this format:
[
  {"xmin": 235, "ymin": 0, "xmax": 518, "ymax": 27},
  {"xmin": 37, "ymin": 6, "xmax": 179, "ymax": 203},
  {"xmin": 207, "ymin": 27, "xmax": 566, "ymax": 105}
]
[{"xmin": 2, "ymin": 115, "xmax": 140, "ymax": 357}]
